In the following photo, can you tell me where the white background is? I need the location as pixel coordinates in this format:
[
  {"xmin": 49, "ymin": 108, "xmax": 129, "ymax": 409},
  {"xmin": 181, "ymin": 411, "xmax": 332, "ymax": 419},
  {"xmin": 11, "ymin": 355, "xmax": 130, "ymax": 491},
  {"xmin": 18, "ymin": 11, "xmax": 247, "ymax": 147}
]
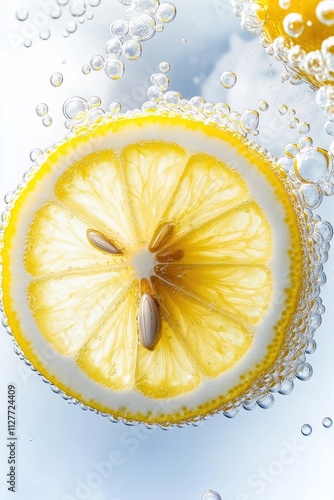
[{"xmin": 1, "ymin": 1, "xmax": 334, "ymax": 499}]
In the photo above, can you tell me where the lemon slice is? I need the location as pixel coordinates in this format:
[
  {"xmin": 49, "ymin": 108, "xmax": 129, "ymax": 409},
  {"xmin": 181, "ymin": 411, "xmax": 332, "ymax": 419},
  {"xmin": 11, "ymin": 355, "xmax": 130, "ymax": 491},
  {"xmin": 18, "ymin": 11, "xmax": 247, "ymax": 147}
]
[
  {"xmin": 1, "ymin": 113, "xmax": 303, "ymax": 424},
  {"xmin": 241, "ymin": 0, "xmax": 334, "ymax": 88}
]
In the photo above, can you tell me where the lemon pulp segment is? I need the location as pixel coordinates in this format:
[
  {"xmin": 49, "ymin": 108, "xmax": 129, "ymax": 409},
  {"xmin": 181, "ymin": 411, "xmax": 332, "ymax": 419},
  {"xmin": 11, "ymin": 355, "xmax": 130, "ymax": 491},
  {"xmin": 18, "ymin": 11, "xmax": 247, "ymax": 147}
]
[{"xmin": 1, "ymin": 114, "xmax": 303, "ymax": 424}]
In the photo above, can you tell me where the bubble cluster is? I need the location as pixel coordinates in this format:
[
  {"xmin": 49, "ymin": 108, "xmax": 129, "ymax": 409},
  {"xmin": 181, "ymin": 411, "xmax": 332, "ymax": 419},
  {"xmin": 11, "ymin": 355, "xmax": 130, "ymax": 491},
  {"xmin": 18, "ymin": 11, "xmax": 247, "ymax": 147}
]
[
  {"xmin": 62, "ymin": 95, "xmax": 106, "ymax": 129},
  {"xmin": 82, "ymin": 0, "xmax": 177, "ymax": 81}
]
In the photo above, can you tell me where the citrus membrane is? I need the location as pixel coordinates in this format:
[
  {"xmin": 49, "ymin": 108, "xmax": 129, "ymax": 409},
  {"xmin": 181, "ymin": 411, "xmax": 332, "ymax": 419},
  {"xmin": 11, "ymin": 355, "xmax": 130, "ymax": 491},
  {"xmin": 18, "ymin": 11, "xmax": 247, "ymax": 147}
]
[
  {"xmin": 234, "ymin": 0, "xmax": 334, "ymax": 88},
  {"xmin": 0, "ymin": 111, "xmax": 315, "ymax": 425}
]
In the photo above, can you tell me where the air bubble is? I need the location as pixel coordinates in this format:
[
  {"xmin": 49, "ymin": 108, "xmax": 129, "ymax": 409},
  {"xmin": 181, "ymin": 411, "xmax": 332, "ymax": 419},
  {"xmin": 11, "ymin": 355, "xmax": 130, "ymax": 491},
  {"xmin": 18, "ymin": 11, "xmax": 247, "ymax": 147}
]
[
  {"xmin": 50, "ymin": 72, "xmax": 63, "ymax": 87},
  {"xmin": 258, "ymin": 100, "xmax": 269, "ymax": 111},
  {"xmin": 36, "ymin": 103, "xmax": 49, "ymax": 117},
  {"xmin": 323, "ymin": 417, "xmax": 333, "ymax": 428},
  {"xmin": 163, "ymin": 91, "xmax": 181, "ymax": 108},
  {"xmin": 109, "ymin": 101, "xmax": 121, "ymax": 114},
  {"xmin": 16, "ymin": 9, "xmax": 29, "ymax": 21},
  {"xmin": 105, "ymin": 38, "xmax": 123, "ymax": 57},
  {"xmin": 57, "ymin": 0, "xmax": 70, "ymax": 4},
  {"xmin": 88, "ymin": 96, "xmax": 101, "ymax": 108},
  {"xmin": 288, "ymin": 117, "xmax": 299, "ymax": 129},
  {"xmin": 201, "ymin": 491, "xmax": 222, "ymax": 500},
  {"xmin": 86, "ymin": 11, "xmax": 94, "ymax": 19},
  {"xmin": 181, "ymin": 38, "xmax": 187, "ymax": 43},
  {"xmin": 299, "ymin": 184, "xmax": 323, "ymax": 209},
  {"xmin": 298, "ymin": 122, "xmax": 310, "ymax": 134},
  {"xmin": 301, "ymin": 424, "xmax": 312, "ymax": 436},
  {"xmin": 63, "ymin": 96, "xmax": 89, "ymax": 122},
  {"xmin": 159, "ymin": 61, "xmax": 170, "ymax": 72},
  {"xmin": 70, "ymin": 0, "xmax": 87, "ymax": 16},
  {"xmin": 82, "ymin": 64, "xmax": 91, "ymax": 75},
  {"xmin": 50, "ymin": 7, "xmax": 62, "ymax": 18},
  {"xmin": 284, "ymin": 143, "xmax": 299, "ymax": 158},
  {"xmin": 29, "ymin": 149, "xmax": 43, "ymax": 162},
  {"xmin": 129, "ymin": 14, "xmax": 156, "ymax": 41},
  {"xmin": 151, "ymin": 73, "xmax": 169, "ymax": 91},
  {"xmin": 279, "ymin": 0, "xmax": 291, "ymax": 8},
  {"xmin": 325, "ymin": 121, "xmax": 334, "ymax": 135},
  {"xmin": 24, "ymin": 39, "xmax": 32, "ymax": 48},
  {"xmin": 104, "ymin": 57, "xmax": 125, "ymax": 80},
  {"xmin": 89, "ymin": 0, "xmax": 101, "ymax": 5},
  {"xmin": 90, "ymin": 55, "xmax": 104, "ymax": 70},
  {"xmin": 283, "ymin": 13, "xmax": 304, "ymax": 38},
  {"xmin": 131, "ymin": 0, "xmax": 159, "ymax": 14},
  {"xmin": 67, "ymin": 21, "xmax": 77, "ymax": 33},
  {"xmin": 110, "ymin": 19, "xmax": 129, "ymax": 38},
  {"xmin": 42, "ymin": 116, "xmax": 53, "ymax": 127},
  {"xmin": 278, "ymin": 103, "xmax": 288, "ymax": 115},
  {"xmin": 240, "ymin": 109, "xmax": 259, "ymax": 133},
  {"xmin": 122, "ymin": 39, "xmax": 142, "ymax": 60},
  {"xmin": 147, "ymin": 86, "xmax": 163, "ymax": 102},
  {"xmin": 220, "ymin": 71, "xmax": 237, "ymax": 89},
  {"xmin": 294, "ymin": 147, "xmax": 331, "ymax": 184},
  {"xmin": 156, "ymin": 3, "xmax": 177, "ymax": 23},
  {"xmin": 316, "ymin": 1, "xmax": 334, "ymax": 26},
  {"xmin": 296, "ymin": 362, "xmax": 313, "ymax": 381}
]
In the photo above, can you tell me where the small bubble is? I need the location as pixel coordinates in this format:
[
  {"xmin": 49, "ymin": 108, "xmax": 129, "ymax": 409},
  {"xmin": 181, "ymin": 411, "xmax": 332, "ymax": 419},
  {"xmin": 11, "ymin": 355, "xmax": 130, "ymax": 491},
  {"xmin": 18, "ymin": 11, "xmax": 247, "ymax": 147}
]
[
  {"xmin": 301, "ymin": 424, "xmax": 312, "ymax": 436},
  {"xmin": 63, "ymin": 31, "xmax": 69, "ymax": 38},
  {"xmin": 151, "ymin": 72, "xmax": 170, "ymax": 90},
  {"xmin": 156, "ymin": 2, "xmax": 177, "ymax": 23},
  {"xmin": 316, "ymin": 1, "xmax": 334, "ymax": 26},
  {"xmin": 220, "ymin": 71, "xmax": 237, "ymax": 89},
  {"xmin": 129, "ymin": 14, "xmax": 156, "ymax": 41},
  {"xmin": 298, "ymin": 121, "xmax": 310, "ymax": 134},
  {"xmin": 287, "ymin": 108, "xmax": 296, "ymax": 117},
  {"xmin": 70, "ymin": 0, "xmax": 86, "ymax": 16},
  {"xmin": 42, "ymin": 116, "xmax": 53, "ymax": 127},
  {"xmin": 109, "ymin": 101, "xmax": 121, "ymax": 113},
  {"xmin": 86, "ymin": 11, "xmax": 94, "ymax": 19},
  {"xmin": 105, "ymin": 38, "xmax": 123, "ymax": 57},
  {"xmin": 159, "ymin": 61, "xmax": 170, "ymax": 72},
  {"xmin": 325, "ymin": 120, "xmax": 334, "ymax": 135},
  {"xmin": 63, "ymin": 96, "xmax": 89, "ymax": 122},
  {"xmin": 279, "ymin": 0, "xmax": 290, "ymax": 8},
  {"xmin": 24, "ymin": 38, "xmax": 32, "ymax": 48},
  {"xmin": 36, "ymin": 103, "xmax": 49, "ymax": 117},
  {"xmin": 90, "ymin": 55, "xmax": 104, "ymax": 71},
  {"xmin": 50, "ymin": 7, "xmax": 62, "ymax": 19},
  {"xmin": 201, "ymin": 491, "xmax": 222, "ymax": 500},
  {"xmin": 39, "ymin": 28, "xmax": 51, "ymax": 40},
  {"xmin": 288, "ymin": 117, "xmax": 299, "ymax": 129},
  {"xmin": 89, "ymin": 0, "xmax": 101, "ymax": 5},
  {"xmin": 147, "ymin": 86, "xmax": 163, "ymax": 102},
  {"xmin": 67, "ymin": 21, "xmax": 77, "ymax": 33},
  {"xmin": 82, "ymin": 64, "xmax": 91, "ymax": 75},
  {"xmin": 181, "ymin": 37, "xmax": 187, "ymax": 43},
  {"xmin": 295, "ymin": 147, "xmax": 331, "ymax": 184},
  {"xmin": 110, "ymin": 19, "xmax": 129, "ymax": 38},
  {"xmin": 50, "ymin": 72, "xmax": 63, "ymax": 87},
  {"xmin": 283, "ymin": 13, "xmax": 305, "ymax": 38},
  {"xmin": 123, "ymin": 39, "xmax": 142, "ymax": 59},
  {"xmin": 104, "ymin": 57, "xmax": 125, "ymax": 79},
  {"xmin": 156, "ymin": 23, "xmax": 164, "ymax": 32},
  {"xmin": 29, "ymin": 149, "xmax": 43, "ymax": 161},
  {"xmin": 62, "ymin": 60, "xmax": 67, "ymax": 64},
  {"xmin": 258, "ymin": 100, "xmax": 269, "ymax": 111},
  {"xmin": 57, "ymin": 0, "xmax": 70, "ymax": 4},
  {"xmin": 278, "ymin": 103, "xmax": 288, "ymax": 115},
  {"xmin": 119, "ymin": 0, "xmax": 132, "ymax": 4},
  {"xmin": 16, "ymin": 9, "xmax": 29, "ymax": 21},
  {"xmin": 240, "ymin": 109, "xmax": 259, "ymax": 133},
  {"xmin": 322, "ymin": 417, "xmax": 333, "ymax": 428},
  {"xmin": 88, "ymin": 96, "xmax": 101, "ymax": 108},
  {"xmin": 28, "ymin": 436, "xmax": 33, "ymax": 441}
]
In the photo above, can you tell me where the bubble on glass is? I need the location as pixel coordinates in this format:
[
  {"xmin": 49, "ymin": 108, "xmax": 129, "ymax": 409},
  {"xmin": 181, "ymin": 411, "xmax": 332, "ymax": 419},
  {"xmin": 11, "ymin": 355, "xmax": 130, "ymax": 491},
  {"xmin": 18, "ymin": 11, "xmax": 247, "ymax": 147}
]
[
  {"xmin": 29, "ymin": 148, "xmax": 43, "ymax": 162},
  {"xmin": 70, "ymin": 0, "xmax": 87, "ymax": 16},
  {"xmin": 301, "ymin": 424, "xmax": 312, "ymax": 436},
  {"xmin": 156, "ymin": 3, "xmax": 177, "ymax": 23},
  {"xmin": 278, "ymin": 103, "xmax": 288, "ymax": 115},
  {"xmin": 258, "ymin": 100, "xmax": 269, "ymax": 111},
  {"xmin": 220, "ymin": 71, "xmax": 237, "ymax": 89},
  {"xmin": 323, "ymin": 417, "xmax": 333, "ymax": 428},
  {"xmin": 66, "ymin": 21, "xmax": 77, "ymax": 33},
  {"xmin": 16, "ymin": 9, "xmax": 29, "ymax": 21},
  {"xmin": 201, "ymin": 491, "xmax": 222, "ymax": 500},
  {"xmin": 63, "ymin": 96, "xmax": 89, "ymax": 122},
  {"xmin": 50, "ymin": 7, "xmax": 62, "ymax": 18},
  {"xmin": 82, "ymin": 64, "xmax": 91, "ymax": 75},
  {"xmin": 294, "ymin": 147, "xmax": 331, "ymax": 184},
  {"xmin": 129, "ymin": 14, "xmax": 156, "ymax": 41},
  {"xmin": 110, "ymin": 19, "xmax": 129, "ymax": 38},
  {"xmin": 159, "ymin": 61, "xmax": 170, "ymax": 73},
  {"xmin": 283, "ymin": 13, "xmax": 304, "ymax": 38},
  {"xmin": 104, "ymin": 57, "xmax": 125, "ymax": 79},
  {"xmin": 50, "ymin": 72, "xmax": 63, "ymax": 87},
  {"xmin": 89, "ymin": 0, "xmax": 101, "ymax": 5},
  {"xmin": 109, "ymin": 101, "xmax": 121, "ymax": 114},
  {"xmin": 90, "ymin": 55, "xmax": 104, "ymax": 70},
  {"xmin": 42, "ymin": 116, "xmax": 53, "ymax": 127},
  {"xmin": 316, "ymin": 1, "xmax": 334, "ymax": 26},
  {"xmin": 88, "ymin": 96, "xmax": 101, "ymax": 109},
  {"xmin": 35, "ymin": 103, "xmax": 49, "ymax": 117},
  {"xmin": 24, "ymin": 38, "xmax": 32, "ymax": 48},
  {"xmin": 122, "ymin": 39, "xmax": 142, "ymax": 60},
  {"xmin": 105, "ymin": 38, "xmax": 123, "ymax": 57},
  {"xmin": 240, "ymin": 109, "xmax": 259, "ymax": 133},
  {"xmin": 131, "ymin": 0, "xmax": 159, "ymax": 14}
]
